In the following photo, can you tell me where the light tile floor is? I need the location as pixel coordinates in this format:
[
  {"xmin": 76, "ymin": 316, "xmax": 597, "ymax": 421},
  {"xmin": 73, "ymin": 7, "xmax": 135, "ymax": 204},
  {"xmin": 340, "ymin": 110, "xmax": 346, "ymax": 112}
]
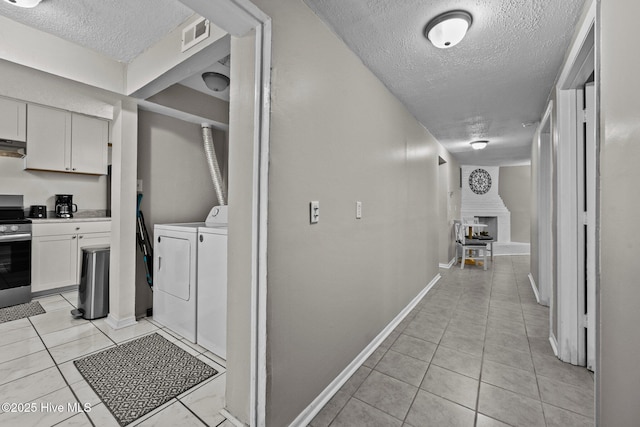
[
  {"xmin": 310, "ymin": 255, "xmax": 595, "ymax": 427},
  {"xmin": 0, "ymin": 291, "xmax": 229, "ymax": 427}
]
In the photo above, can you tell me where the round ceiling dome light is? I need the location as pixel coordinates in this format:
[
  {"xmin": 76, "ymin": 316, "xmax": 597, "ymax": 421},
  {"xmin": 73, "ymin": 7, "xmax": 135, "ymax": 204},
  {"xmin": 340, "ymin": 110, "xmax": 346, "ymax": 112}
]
[
  {"xmin": 202, "ymin": 72, "xmax": 230, "ymax": 92},
  {"xmin": 470, "ymin": 140, "xmax": 489, "ymax": 150},
  {"xmin": 3, "ymin": 0, "xmax": 41, "ymax": 7},
  {"xmin": 425, "ymin": 10, "xmax": 473, "ymax": 49}
]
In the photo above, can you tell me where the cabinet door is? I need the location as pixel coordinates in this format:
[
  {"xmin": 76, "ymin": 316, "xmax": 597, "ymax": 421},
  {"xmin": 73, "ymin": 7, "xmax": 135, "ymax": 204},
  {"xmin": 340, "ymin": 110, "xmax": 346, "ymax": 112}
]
[
  {"xmin": 71, "ymin": 114, "xmax": 108, "ymax": 175},
  {"xmin": 25, "ymin": 104, "xmax": 72, "ymax": 172},
  {"xmin": 31, "ymin": 234, "xmax": 78, "ymax": 292},
  {"xmin": 76, "ymin": 232, "xmax": 110, "ymax": 284},
  {"xmin": 0, "ymin": 97, "xmax": 26, "ymax": 142}
]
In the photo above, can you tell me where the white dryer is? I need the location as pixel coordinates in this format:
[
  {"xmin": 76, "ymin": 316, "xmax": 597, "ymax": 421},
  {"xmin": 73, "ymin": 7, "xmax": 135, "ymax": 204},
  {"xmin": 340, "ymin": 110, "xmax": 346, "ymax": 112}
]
[
  {"xmin": 196, "ymin": 224, "xmax": 227, "ymax": 358},
  {"xmin": 153, "ymin": 222, "xmax": 204, "ymax": 342},
  {"xmin": 152, "ymin": 206, "xmax": 228, "ymax": 347}
]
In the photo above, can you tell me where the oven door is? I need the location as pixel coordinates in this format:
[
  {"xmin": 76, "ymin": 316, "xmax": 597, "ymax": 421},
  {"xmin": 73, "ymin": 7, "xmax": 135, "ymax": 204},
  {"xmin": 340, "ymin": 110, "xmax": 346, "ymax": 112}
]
[{"xmin": 0, "ymin": 233, "xmax": 31, "ymax": 294}]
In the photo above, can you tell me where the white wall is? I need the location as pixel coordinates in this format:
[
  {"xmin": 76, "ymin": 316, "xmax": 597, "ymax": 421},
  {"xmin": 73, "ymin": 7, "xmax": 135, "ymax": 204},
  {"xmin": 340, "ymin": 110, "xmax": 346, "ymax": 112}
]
[
  {"xmin": 599, "ymin": 0, "xmax": 640, "ymax": 424},
  {"xmin": 0, "ymin": 60, "xmax": 118, "ymax": 212},
  {"xmin": 437, "ymin": 150, "xmax": 461, "ymax": 265},
  {"xmin": 499, "ymin": 165, "xmax": 531, "ymax": 243},
  {"xmin": 0, "ymin": 157, "xmax": 107, "ymax": 211},
  {"xmin": 244, "ymin": 0, "xmax": 446, "ymax": 425},
  {"xmin": 135, "ymin": 109, "xmax": 226, "ymax": 317}
]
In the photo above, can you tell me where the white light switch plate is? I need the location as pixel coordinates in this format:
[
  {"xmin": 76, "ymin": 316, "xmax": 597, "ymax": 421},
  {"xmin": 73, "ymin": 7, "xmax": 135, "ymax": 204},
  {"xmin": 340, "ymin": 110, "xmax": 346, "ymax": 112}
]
[
  {"xmin": 356, "ymin": 201, "xmax": 362, "ymax": 219},
  {"xmin": 310, "ymin": 201, "xmax": 319, "ymax": 224}
]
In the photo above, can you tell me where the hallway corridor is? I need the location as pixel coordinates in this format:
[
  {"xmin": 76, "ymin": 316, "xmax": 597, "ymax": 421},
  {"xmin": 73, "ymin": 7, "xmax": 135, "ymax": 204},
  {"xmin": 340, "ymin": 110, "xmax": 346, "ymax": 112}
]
[{"xmin": 310, "ymin": 256, "xmax": 594, "ymax": 427}]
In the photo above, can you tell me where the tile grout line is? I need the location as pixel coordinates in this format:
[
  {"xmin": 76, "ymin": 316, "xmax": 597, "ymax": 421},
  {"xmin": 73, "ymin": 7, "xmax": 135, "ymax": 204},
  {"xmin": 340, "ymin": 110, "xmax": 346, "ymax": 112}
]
[
  {"xmin": 401, "ymin": 279, "xmax": 463, "ymax": 426},
  {"xmin": 27, "ymin": 306, "xmax": 97, "ymax": 427},
  {"xmin": 8, "ymin": 293, "xmax": 227, "ymax": 427},
  {"xmin": 512, "ymin": 256, "xmax": 549, "ymax": 427},
  {"xmin": 472, "ymin": 262, "xmax": 494, "ymax": 426}
]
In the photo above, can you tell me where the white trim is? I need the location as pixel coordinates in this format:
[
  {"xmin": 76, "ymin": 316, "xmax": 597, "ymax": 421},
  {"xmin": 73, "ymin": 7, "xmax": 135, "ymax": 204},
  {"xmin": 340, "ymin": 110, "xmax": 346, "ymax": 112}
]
[
  {"xmin": 554, "ymin": 1, "xmax": 596, "ymax": 366},
  {"xmin": 556, "ymin": 88, "xmax": 579, "ymax": 364},
  {"xmin": 289, "ymin": 274, "xmax": 442, "ymax": 427},
  {"xmin": 220, "ymin": 409, "xmax": 246, "ymax": 427},
  {"xmin": 253, "ymin": 16, "xmax": 272, "ymax": 427},
  {"xmin": 549, "ymin": 333, "xmax": 559, "ymax": 357},
  {"xmin": 528, "ymin": 273, "xmax": 541, "ymax": 304},
  {"xmin": 137, "ymin": 99, "xmax": 229, "ymax": 131},
  {"xmin": 439, "ymin": 258, "xmax": 456, "ymax": 269},
  {"xmin": 536, "ymin": 100, "xmax": 553, "ymax": 307},
  {"xmin": 182, "ymin": 2, "xmax": 271, "ymax": 425},
  {"xmin": 556, "ymin": 0, "xmax": 596, "ymax": 89},
  {"xmin": 104, "ymin": 314, "xmax": 137, "ymax": 330}
]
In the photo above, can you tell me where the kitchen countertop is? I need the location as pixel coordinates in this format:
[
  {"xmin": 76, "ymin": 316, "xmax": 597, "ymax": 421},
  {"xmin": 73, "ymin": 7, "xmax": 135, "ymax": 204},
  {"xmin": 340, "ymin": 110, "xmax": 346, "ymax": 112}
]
[
  {"xmin": 30, "ymin": 217, "xmax": 111, "ymax": 223},
  {"xmin": 28, "ymin": 209, "xmax": 111, "ymax": 223}
]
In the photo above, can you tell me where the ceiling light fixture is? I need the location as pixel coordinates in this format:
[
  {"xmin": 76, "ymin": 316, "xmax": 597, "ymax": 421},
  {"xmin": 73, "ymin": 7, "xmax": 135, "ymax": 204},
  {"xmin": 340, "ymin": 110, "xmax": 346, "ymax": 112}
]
[
  {"xmin": 202, "ymin": 72, "xmax": 230, "ymax": 92},
  {"xmin": 470, "ymin": 140, "xmax": 489, "ymax": 150},
  {"xmin": 425, "ymin": 10, "xmax": 472, "ymax": 49},
  {"xmin": 3, "ymin": 0, "xmax": 42, "ymax": 7}
]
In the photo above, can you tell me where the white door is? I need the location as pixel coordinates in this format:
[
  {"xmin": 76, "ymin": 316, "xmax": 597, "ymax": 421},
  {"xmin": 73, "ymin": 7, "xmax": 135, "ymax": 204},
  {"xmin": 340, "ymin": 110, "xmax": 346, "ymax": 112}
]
[
  {"xmin": 0, "ymin": 97, "xmax": 26, "ymax": 142},
  {"xmin": 25, "ymin": 104, "xmax": 71, "ymax": 172},
  {"xmin": 71, "ymin": 113, "xmax": 108, "ymax": 175},
  {"xmin": 576, "ymin": 82, "xmax": 597, "ymax": 371},
  {"xmin": 31, "ymin": 234, "xmax": 77, "ymax": 292},
  {"xmin": 155, "ymin": 234, "xmax": 193, "ymax": 301}
]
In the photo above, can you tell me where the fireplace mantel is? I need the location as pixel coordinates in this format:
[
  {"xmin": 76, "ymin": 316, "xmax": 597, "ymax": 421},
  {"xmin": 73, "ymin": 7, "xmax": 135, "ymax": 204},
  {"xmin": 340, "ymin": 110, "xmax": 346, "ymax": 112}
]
[{"xmin": 461, "ymin": 166, "xmax": 511, "ymax": 242}]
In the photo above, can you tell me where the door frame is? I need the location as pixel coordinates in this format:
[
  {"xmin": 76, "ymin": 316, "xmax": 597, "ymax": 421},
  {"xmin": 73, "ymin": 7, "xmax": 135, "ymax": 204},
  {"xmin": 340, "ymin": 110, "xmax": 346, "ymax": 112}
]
[
  {"xmin": 535, "ymin": 101, "xmax": 553, "ymax": 307},
  {"xmin": 179, "ymin": 1, "xmax": 272, "ymax": 425},
  {"xmin": 554, "ymin": 0, "xmax": 596, "ymax": 366}
]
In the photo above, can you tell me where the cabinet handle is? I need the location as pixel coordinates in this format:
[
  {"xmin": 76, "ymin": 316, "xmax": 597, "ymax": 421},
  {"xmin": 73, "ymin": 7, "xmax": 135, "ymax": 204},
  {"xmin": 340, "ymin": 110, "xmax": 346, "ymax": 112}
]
[
  {"xmin": 72, "ymin": 236, "xmax": 77, "ymax": 239},
  {"xmin": 75, "ymin": 227, "xmax": 80, "ymax": 231},
  {"xmin": 158, "ymin": 257, "xmax": 161, "ymax": 270},
  {"xmin": 72, "ymin": 168, "xmax": 76, "ymax": 171},
  {"xmin": 79, "ymin": 235, "xmax": 83, "ymax": 239},
  {"xmin": 65, "ymin": 167, "xmax": 70, "ymax": 171}
]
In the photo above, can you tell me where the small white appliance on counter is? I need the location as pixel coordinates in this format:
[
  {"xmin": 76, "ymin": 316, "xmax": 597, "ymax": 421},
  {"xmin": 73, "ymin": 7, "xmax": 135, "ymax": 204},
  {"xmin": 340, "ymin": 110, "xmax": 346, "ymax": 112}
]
[{"xmin": 153, "ymin": 206, "xmax": 228, "ymax": 357}]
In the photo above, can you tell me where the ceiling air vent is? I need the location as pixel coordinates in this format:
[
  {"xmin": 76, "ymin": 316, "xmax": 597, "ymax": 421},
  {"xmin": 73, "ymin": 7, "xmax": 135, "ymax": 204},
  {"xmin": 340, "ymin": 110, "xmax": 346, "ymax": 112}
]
[{"xmin": 181, "ymin": 17, "xmax": 210, "ymax": 52}]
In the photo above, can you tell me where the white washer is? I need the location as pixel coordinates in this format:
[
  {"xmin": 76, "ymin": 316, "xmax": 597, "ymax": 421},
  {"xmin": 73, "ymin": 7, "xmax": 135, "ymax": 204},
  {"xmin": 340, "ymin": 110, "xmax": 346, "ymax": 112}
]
[
  {"xmin": 152, "ymin": 206, "xmax": 228, "ymax": 347},
  {"xmin": 197, "ymin": 224, "xmax": 227, "ymax": 359},
  {"xmin": 153, "ymin": 222, "xmax": 204, "ymax": 342}
]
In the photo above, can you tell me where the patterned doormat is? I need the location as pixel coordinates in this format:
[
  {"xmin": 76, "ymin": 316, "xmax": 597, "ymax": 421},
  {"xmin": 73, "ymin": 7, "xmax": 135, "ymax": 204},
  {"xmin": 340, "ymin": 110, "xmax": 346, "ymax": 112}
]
[
  {"xmin": 0, "ymin": 301, "xmax": 45, "ymax": 324},
  {"xmin": 74, "ymin": 333, "xmax": 218, "ymax": 426}
]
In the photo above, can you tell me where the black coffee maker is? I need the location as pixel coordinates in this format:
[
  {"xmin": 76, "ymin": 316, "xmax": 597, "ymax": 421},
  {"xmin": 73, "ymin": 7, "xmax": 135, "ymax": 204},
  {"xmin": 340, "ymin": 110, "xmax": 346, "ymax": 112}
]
[{"xmin": 55, "ymin": 194, "xmax": 77, "ymax": 218}]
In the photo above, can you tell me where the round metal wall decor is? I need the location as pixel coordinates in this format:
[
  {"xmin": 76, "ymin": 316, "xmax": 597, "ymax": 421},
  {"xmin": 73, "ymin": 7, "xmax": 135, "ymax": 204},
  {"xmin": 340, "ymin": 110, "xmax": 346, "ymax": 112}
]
[{"xmin": 469, "ymin": 168, "xmax": 492, "ymax": 195}]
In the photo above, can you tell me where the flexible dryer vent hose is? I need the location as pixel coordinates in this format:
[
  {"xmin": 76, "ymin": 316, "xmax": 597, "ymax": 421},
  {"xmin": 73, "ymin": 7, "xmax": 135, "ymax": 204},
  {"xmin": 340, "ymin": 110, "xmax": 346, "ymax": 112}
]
[{"xmin": 201, "ymin": 124, "xmax": 227, "ymax": 206}]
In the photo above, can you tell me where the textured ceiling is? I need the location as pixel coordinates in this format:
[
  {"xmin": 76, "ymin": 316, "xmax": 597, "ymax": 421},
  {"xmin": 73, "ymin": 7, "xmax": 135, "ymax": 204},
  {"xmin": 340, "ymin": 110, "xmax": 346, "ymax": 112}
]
[
  {"xmin": 304, "ymin": 0, "xmax": 586, "ymax": 165},
  {"xmin": 0, "ymin": 0, "xmax": 193, "ymax": 63}
]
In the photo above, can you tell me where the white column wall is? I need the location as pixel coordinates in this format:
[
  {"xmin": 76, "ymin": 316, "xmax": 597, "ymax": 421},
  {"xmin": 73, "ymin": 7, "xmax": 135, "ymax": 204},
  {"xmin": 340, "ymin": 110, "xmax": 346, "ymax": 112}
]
[{"xmin": 106, "ymin": 99, "xmax": 138, "ymax": 329}]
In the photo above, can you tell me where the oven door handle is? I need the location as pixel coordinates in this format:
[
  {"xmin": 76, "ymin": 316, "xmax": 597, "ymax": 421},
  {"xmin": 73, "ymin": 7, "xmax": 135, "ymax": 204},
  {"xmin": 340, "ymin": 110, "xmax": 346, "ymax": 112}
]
[{"xmin": 0, "ymin": 233, "xmax": 32, "ymax": 242}]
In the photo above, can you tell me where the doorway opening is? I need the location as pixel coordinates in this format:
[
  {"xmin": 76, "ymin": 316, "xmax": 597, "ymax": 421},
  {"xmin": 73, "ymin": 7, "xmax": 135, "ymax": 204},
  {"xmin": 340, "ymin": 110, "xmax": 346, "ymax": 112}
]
[{"xmin": 554, "ymin": 0, "xmax": 596, "ymax": 372}]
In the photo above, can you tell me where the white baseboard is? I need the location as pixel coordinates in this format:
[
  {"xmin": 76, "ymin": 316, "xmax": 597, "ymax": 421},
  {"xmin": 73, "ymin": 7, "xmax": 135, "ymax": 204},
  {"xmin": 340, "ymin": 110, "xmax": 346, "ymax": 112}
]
[
  {"xmin": 105, "ymin": 314, "xmax": 137, "ymax": 330},
  {"xmin": 289, "ymin": 274, "xmax": 442, "ymax": 427},
  {"xmin": 220, "ymin": 409, "xmax": 246, "ymax": 427},
  {"xmin": 439, "ymin": 258, "xmax": 456, "ymax": 269},
  {"xmin": 528, "ymin": 273, "xmax": 541, "ymax": 304},
  {"xmin": 549, "ymin": 333, "xmax": 559, "ymax": 357}
]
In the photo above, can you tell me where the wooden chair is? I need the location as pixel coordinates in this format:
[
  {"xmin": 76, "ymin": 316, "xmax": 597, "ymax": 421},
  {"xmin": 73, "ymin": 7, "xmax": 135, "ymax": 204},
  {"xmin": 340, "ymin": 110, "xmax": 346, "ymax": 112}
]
[{"xmin": 454, "ymin": 222, "xmax": 491, "ymax": 270}]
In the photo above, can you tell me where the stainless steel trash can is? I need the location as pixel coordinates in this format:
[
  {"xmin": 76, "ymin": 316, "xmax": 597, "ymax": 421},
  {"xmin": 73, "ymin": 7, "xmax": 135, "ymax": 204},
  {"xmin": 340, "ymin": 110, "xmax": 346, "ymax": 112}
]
[{"xmin": 72, "ymin": 245, "xmax": 110, "ymax": 320}]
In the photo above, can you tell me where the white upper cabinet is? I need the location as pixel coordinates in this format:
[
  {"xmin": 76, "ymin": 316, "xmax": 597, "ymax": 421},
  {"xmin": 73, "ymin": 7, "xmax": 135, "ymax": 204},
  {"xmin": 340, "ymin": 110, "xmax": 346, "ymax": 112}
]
[
  {"xmin": 0, "ymin": 96, "xmax": 27, "ymax": 142},
  {"xmin": 71, "ymin": 113, "xmax": 109, "ymax": 175},
  {"xmin": 25, "ymin": 104, "xmax": 71, "ymax": 172},
  {"xmin": 25, "ymin": 103, "xmax": 109, "ymax": 175}
]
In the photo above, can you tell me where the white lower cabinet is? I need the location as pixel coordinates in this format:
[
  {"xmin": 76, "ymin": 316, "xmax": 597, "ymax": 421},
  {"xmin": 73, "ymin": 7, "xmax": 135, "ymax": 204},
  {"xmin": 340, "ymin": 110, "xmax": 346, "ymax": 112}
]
[{"xmin": 31, "ymin": 221, "xmax": 111, "ymax": 293}]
